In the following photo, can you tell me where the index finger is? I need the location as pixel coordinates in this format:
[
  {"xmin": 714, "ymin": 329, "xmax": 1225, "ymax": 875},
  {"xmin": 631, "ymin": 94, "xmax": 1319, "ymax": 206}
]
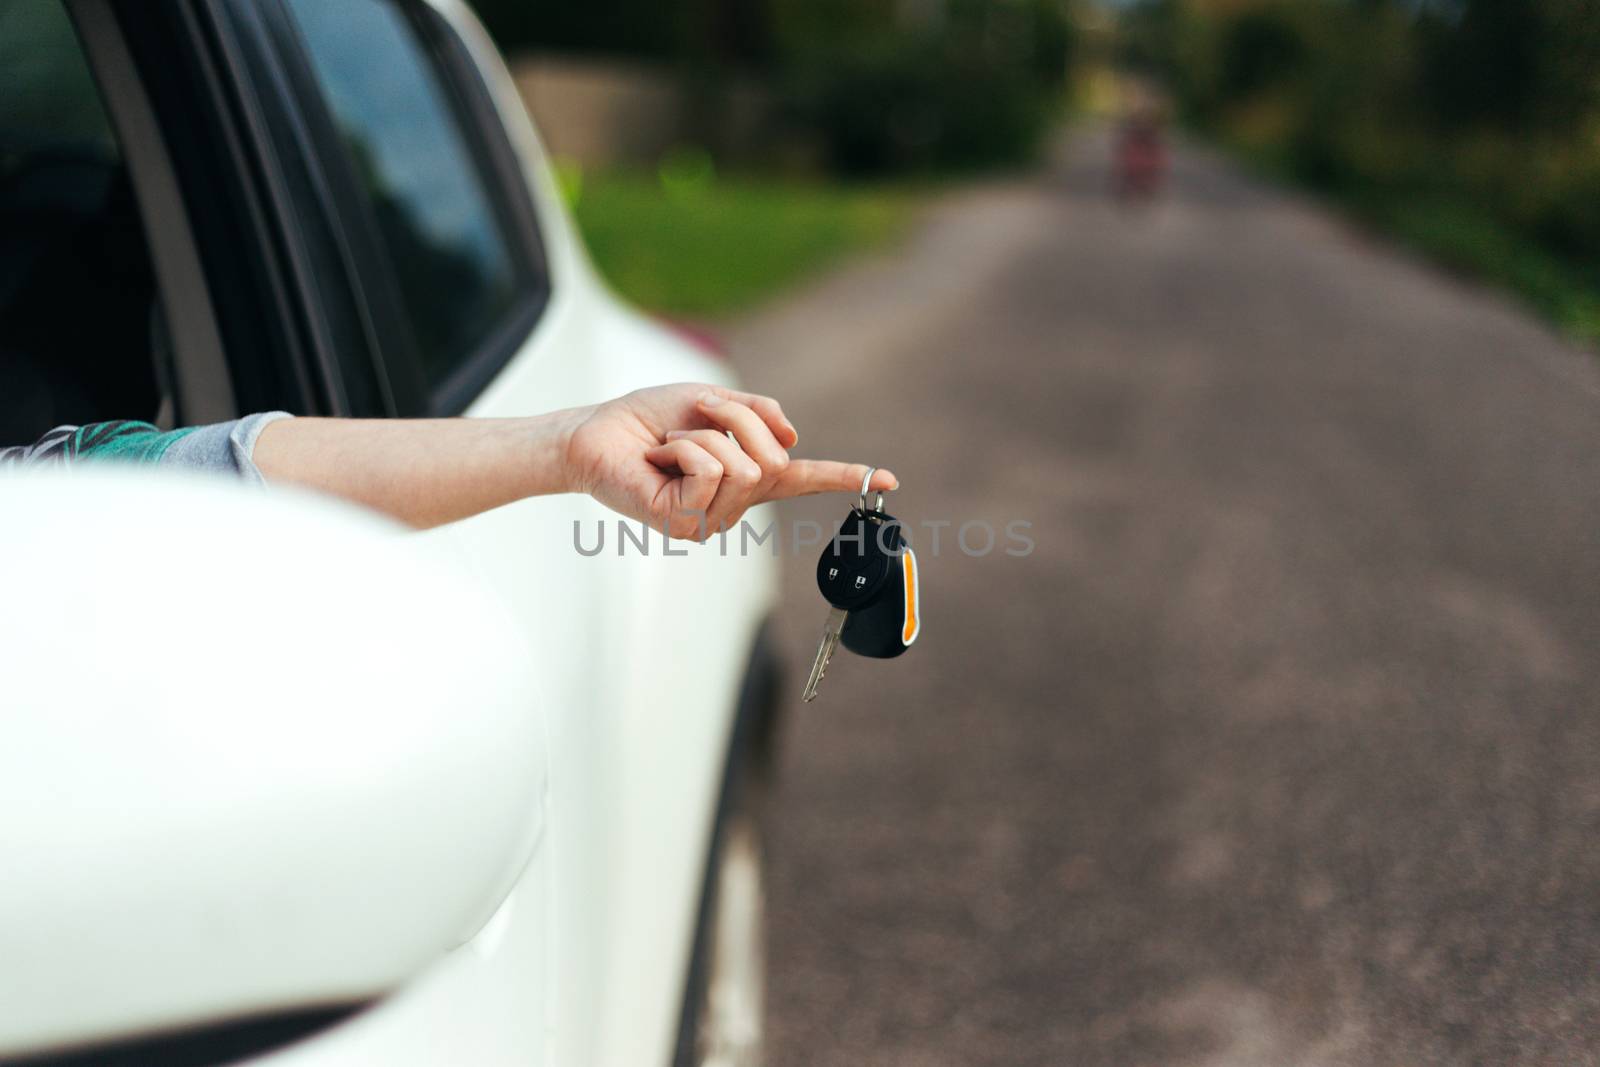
[
  {"xmin": 761, "ymin": 460, "xmax": 899, "ymax": 503},
  {"xmin": 706, "ymin": 386, "xmax": 798, "ymax": 449}
]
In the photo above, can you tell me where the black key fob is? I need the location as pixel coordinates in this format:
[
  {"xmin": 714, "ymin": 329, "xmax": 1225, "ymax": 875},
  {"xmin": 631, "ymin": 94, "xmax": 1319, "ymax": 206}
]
[{"xmin": 840, "ymin": 514, "xmax": 920, "ymax": 659}]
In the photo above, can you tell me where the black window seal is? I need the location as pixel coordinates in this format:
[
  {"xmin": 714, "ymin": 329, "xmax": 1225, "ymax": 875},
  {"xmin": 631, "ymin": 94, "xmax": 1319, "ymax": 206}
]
[{"xmin": 199, "ymin": 0, "xmax": 393, "ymax": 417}]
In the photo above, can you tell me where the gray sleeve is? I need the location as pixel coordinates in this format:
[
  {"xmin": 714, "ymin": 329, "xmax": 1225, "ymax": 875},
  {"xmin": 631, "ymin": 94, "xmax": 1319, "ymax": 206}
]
[{"xmin": 158, "ymin": 411, "xmax": 293, "ymax": 485}]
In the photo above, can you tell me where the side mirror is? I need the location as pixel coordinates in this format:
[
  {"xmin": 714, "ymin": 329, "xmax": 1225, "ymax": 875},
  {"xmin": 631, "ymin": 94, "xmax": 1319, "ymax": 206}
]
[{"xmin": 0, "ymin": 469, "xmax": 547, "ymax": 1057}]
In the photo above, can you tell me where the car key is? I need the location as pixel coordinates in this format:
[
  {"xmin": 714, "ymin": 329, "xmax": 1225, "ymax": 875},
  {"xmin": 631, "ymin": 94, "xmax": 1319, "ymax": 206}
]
[
  {"xmin": 801, "ymin": 470, "xmax": 921, "ymax": 702},
  {"xmin": 801, "ymin": 505, "xmax": 892, "ymax": 702}
]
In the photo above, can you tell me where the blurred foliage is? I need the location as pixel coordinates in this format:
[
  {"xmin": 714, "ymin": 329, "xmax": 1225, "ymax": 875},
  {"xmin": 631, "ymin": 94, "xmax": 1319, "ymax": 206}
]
[
  {"xmin": 472, "ymin": 0, "xmax": 1077, "ymax": 176},
  {"xmin": 1120, "ymin": 0, "xmax": 1600, "ymax": 340},
  {"xmin": 470, "ymin": 0, "xmax": 741, "ymax": 65},
  {"xmin": 567, "ymin": 167, "xmax": 917, "ymax": 315},
  {"xmin": 774, "ymin": 0, "xmax": 1075, "ymax": 174}
]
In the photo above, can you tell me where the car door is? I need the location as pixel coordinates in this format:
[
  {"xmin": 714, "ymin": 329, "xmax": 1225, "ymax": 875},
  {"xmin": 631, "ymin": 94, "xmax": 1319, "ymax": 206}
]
[{"xmin": 258, "ymin": 3, "xmax": 780, "ymax": 1065}]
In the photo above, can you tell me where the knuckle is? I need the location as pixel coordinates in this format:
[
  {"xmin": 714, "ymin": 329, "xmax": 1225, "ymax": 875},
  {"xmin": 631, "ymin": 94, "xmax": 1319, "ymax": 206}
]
[{"xmin": 768, "ymin": 450, "xmax": 791, "ymax": 475}]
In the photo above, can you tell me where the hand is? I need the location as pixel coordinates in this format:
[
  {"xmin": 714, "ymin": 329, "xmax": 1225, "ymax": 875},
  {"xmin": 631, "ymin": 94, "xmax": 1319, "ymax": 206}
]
[{"xmin": 563, "ymin": 383, "xmax": 898, "ymax": 540}]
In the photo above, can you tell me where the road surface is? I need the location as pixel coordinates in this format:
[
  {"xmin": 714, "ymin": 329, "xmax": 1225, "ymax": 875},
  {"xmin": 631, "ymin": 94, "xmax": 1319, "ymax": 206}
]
[{"xmin": 727, "ymin": 128, "xmax": 1600, "ymax": 1066}]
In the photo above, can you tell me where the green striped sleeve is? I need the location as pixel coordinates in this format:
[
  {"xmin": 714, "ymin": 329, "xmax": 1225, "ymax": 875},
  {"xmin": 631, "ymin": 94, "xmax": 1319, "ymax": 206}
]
[{"xmin": 72, "ymin": 421, "xmax": 200, "ymax": 464}]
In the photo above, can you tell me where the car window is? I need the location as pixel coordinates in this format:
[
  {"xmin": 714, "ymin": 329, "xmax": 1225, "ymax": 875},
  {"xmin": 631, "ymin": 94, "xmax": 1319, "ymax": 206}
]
[
  {"xmin": 284, "ymin": 0, "xmax": 526, "ymax": 396},
  {"xmin": 0, "ymin": 0, "xmax": 165, "ymax": 444}
]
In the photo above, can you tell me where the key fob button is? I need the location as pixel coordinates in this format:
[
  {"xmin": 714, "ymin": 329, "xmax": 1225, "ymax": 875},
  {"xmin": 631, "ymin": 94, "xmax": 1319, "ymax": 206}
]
[
  {"xmin": 815, "ymin": 510, "xmax": 901, "ymax": 612},
  {"xmin": 816, "ymin": 550, "xmax": 888, "ymax": 611}
]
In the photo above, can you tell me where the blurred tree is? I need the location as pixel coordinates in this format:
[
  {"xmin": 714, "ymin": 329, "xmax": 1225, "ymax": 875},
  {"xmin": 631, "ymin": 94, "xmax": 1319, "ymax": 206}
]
[
  {"xmin": 473, "ymin": 0, "xmax": 1078, "ymax": 177},
  {"xmin": 1417, "ymin": 0, "xmax": 1600, "ymax": 137},
  {"xmin": 472, "ymin": 0, "xmax": 681, "ymax": 61},
  {"xmin": 772, "ymin": 0, "xmax": 1078, "ymax": 174},
  {"xmin": 1121, "ymin": 0, "xmax": 1600, "ymax": 335},
  {"xmin": 471, "ymin": 0, "xmax": 772, "ymax": 66},
  {"xmin": 1215, "ymin": 5, "xmax": 1302, "ymax": 101}
]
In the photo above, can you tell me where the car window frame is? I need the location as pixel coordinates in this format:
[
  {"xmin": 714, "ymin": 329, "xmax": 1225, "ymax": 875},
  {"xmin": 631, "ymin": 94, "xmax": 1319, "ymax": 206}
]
[
  {"xmin": 263, "ymin": 0, "xmax": 552, "ymax": 418},
  {"xmin": 53, "ymin": 0, "xmax": 241, "ymax": 427}
]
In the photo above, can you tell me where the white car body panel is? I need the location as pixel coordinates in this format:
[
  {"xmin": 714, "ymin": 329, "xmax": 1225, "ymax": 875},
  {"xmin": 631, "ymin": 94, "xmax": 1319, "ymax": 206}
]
[{"xmin": 0, "ymin": 473, "xmax": 550, "ymax": 1059}]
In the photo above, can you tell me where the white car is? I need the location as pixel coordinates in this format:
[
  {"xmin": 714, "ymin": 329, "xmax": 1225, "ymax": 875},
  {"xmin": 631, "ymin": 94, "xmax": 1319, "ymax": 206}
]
[{"xmin": 0, "ymin": 1, "xmax": 779, "ymax": 1065}]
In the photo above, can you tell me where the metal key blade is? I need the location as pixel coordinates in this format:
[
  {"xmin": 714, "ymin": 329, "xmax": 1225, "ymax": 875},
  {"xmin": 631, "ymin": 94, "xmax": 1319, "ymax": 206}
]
[{"xmin": 802, "ymin": 607, "xmax": 848, "ymax": 702}]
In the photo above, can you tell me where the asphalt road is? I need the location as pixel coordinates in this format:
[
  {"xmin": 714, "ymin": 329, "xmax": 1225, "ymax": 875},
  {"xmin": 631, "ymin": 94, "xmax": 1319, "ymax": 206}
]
[{"xmin": 726, "ymin": 128, "xmax": 1600, "ymax": 1067}]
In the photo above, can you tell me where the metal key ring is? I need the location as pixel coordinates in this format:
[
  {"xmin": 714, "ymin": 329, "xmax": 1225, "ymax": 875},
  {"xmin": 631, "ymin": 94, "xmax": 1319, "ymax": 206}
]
[{"xmin": 859, "ymin": 467, "xmax": 887, "ymax": 515}]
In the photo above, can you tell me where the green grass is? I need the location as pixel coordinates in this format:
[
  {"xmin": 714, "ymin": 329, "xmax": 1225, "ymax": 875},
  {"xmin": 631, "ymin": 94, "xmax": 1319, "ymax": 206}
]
[{"xmin": 566, "ymin": 167, "xmax": 918, "ymax": 318}]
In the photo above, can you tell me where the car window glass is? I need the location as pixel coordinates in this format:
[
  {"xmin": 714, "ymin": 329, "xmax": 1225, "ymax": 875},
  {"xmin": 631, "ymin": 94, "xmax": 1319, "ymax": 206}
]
[
  {"xmin": 284, "ymin": 0, "xmax": 521, "ymax": 392},
  {"xmin": 0, "ymin": 0, "xmax": 164, "ymax": 444}
]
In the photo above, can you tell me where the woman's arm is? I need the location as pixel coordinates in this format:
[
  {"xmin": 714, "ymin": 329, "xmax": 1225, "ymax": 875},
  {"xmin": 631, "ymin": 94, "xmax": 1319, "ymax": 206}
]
[
  {"xmin": 252, "ymin": 410, "xmax": 579, "ymax": 531},
  {"xmin": 1, "ymin": 383, "xmax": 896, "ymax": 534},
  {"xmin": 253, "ymin": 383, "xmax": 897, "ymax": 535}
]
